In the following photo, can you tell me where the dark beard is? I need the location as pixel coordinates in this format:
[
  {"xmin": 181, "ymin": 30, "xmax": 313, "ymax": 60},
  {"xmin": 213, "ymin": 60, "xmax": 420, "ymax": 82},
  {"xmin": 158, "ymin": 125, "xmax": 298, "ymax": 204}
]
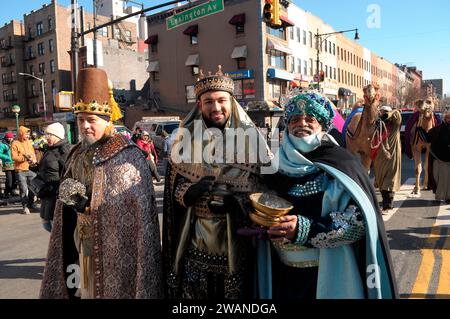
[{"xmin": 203, "ymin": 116, "xmax": 227, "ymax": 130}]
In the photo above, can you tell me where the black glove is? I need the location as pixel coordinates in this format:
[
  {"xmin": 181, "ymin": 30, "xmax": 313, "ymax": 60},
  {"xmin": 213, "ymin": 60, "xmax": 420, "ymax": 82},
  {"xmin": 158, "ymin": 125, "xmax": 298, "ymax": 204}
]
[
  {"xmin": 208, "ymin": 194, "xmax": 240, "ymax": 215},
  {"xmin": 69, "ymin": 193, "xmax": 90, "ymax": 213},
  {"xmin": 183, "ymin": 176, "xmax": 215, "ymax": 207}
]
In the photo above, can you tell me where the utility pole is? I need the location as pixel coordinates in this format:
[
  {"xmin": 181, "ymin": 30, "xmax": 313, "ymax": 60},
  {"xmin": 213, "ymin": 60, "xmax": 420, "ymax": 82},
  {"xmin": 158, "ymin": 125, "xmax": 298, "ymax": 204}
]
[
  {"xmin": 316, "ymin": 29, "xmax": 320, "ymax": 90},
  {"xmin": 71, "ymin": 0, "xmax": 79, "ymax": 100},
  {"xmin": 93, "ymin": 0, "xmax": 98, "ymax": 67}
]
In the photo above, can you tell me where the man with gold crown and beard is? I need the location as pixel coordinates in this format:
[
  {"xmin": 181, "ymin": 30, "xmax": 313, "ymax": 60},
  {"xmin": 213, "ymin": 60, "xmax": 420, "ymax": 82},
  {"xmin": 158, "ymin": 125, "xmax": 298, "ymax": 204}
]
[
  {"xmin": 162, "ymin": 66, "xmax": 271, "ymax": 299},
  {"xmin": 40, "ymin": 68, "xmax": 163, "ymax": 299}
]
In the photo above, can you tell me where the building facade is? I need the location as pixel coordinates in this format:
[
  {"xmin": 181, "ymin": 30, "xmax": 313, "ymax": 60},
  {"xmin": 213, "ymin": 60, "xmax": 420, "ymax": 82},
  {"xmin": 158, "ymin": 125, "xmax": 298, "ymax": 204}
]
[
  {"xmin": 423, "ymin": 79, "xmax": 443, "ymax": 99},
  {"xmin": 0, "ymin": 0, "xmax": 145, "ymax": 130},
  {"xmin": 145, "ymin": 0, "xmax": 427, "ymax": 119},
  {"xmin": 0, "ymin": 20, "xmax": 26, "ymax": 123}
]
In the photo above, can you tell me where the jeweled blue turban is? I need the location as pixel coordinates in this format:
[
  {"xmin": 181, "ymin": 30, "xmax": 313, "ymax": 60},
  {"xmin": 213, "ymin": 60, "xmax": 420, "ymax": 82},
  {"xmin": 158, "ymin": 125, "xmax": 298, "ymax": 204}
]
[{"xmin": 284, "ymin": 92, "xmax": 335, "ymax": 130}]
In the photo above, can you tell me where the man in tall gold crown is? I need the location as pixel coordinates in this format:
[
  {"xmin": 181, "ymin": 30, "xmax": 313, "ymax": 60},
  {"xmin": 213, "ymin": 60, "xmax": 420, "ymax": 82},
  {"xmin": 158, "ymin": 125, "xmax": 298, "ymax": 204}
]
[
  {"xmin": 162, "ymin": 66, "xmax": 270, "ymax": 299},
  {"xmin": 40, "ymin": 68, "xmax": 163, "ymax": 299}
]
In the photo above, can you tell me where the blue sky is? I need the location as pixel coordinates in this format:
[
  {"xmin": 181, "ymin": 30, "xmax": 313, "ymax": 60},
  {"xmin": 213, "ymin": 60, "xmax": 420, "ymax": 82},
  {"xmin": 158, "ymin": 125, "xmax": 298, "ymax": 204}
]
[{"xmin": 3, "ymin": 1, "xmax": 449, "ymax": 95}]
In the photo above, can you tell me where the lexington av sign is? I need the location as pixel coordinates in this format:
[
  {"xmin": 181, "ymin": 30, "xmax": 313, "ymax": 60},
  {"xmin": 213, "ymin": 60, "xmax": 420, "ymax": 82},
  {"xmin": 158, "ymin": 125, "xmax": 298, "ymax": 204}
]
[{"xmin": 166, "ymin": 0, "xmax": 224, "ymax": 30}]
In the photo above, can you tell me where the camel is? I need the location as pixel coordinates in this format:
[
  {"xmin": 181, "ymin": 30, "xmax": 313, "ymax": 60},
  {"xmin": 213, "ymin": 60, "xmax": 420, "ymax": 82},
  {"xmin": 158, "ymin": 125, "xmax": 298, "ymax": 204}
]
[
  {"xmin": 406, "ymin": 97, "xmax": 437, "ymax": 197},
  {"xmin": 345, "ymin": 83, "xmax": 382, "ymax": 172}
]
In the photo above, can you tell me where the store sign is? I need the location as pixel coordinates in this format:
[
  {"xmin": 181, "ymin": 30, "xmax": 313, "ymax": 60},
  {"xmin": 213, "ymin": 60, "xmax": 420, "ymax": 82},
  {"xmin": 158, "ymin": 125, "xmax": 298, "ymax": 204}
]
[
  {"xmin": 228, "ymin": 69, "xmax": 254, "ymax": 80},
  {"xmin": 167, "ymin": 0, "xmax": 224, "ymax": 30},
  {"xmin": 53, "ymin": 112, "xmax": 75, "ymax": 122},
  {"xmin": 267, "ymin": 68, "xmax": 294, "ymax": 81}
]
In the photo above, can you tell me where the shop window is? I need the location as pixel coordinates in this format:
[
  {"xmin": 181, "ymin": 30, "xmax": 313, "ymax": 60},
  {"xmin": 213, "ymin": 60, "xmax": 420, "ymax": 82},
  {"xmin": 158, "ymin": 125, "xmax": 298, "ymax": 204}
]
[
  {"xmin": 236, "ymin": 24, "xmax": 245, "ymax": 35},
  {"xmin": 190, "ymin": 34, "xmax": 198, "ymax": 45},
  {"xmin": 186, "ymin": 85, "xmax": 196, "ymax": 103},
  {"xmin": 151, "ymin": 72, "xmax": 159, "ymax": 81},
  {"xmin": 237, "ymin": 58, "xmax": 246, "ymax": 70}
]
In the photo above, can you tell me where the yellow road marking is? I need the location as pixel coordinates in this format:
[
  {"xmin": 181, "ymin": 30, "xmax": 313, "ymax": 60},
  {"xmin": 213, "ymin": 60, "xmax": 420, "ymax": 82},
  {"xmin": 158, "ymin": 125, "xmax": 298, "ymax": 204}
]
[
  {"xmin": 409, "ymin": 227, "xmax": 440, "ymax": 298},
  {"xmin": 436, "ymin": 228, "xmax": 450, "ymax": 297}
]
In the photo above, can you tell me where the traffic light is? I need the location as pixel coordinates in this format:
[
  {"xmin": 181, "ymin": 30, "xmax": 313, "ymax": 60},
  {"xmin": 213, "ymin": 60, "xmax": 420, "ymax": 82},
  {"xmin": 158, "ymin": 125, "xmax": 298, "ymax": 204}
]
[{"xmin": 263, "ymin": 0, "xmax": 281, "ymax": 28}]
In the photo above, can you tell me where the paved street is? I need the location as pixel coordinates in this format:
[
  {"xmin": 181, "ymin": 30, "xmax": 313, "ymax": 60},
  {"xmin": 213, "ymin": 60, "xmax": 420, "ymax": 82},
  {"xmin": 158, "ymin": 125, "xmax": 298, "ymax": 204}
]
[{"xmin": 0, "ymin": 154, "xmax": 449, "ymax": 299}]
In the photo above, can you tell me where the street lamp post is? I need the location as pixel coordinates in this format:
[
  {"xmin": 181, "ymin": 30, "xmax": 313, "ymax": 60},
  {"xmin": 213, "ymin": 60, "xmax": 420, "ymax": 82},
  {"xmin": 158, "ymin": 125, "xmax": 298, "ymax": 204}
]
[
  {"xmin": 314, "ymin": 28, "xmax": 359, "ymax": 91},
  {"xmin": 11, "ymin": 104, "xmax": 20, "ymax": 132},
  {"xmin": 18, "ymin": 72, "xmax": 46, "ymax": 121}
]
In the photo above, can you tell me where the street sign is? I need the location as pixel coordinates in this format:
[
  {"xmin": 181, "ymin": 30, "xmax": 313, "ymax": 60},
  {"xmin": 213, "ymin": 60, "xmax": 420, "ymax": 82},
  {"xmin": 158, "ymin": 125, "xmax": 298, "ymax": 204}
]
[{"xmin": 166, "ymin": 0, "xmax": 224, "ymax": 30}]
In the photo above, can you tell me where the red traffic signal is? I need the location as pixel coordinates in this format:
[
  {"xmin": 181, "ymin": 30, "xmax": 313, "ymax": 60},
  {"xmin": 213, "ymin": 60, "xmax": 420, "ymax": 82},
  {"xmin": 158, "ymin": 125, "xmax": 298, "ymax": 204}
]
[{"xmin": 263, "ymin": 0, "xmax": 274, "ymax": 22}]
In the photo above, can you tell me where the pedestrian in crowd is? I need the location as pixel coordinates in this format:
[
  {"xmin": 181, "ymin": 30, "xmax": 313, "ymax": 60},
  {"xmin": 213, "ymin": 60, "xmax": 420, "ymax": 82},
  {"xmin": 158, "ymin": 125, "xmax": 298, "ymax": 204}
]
[
  {"xmin": 0, "ymin": 132, "xmax": 17, "ymax": 199},
  {"xmin": 162, "ymin": 65, "xmax": 270, "ymax": 299},
  {"xmin": 265, "ymin": 122, "xmax": 272, "ymax": 140},
  {"xmin": 136, "ymin": 131, "xmax": 161, "ymax": 182},
  {"xmin": 423, "ymin": 108, "xmax": 450, "ymax": 203},
  {"xmin": 40, "ymin": 68, "xmax": 163, "ymax": 299},
  {"xmin": 38, "ymin": 122, "xmax": 72, "ymax": 233},
  {"xmin": 31, "ymin": 132, "xmax": 48, "ymax": 169},
  {"xmin": 261, "ymin": 92, "xmax": 397, "ymax": 299},
  {"xmin": 132, "ymin": 126, "xmax": 142, "ymax": 143},
  {"xmin": 11, "ymin": 126, "xmax": 37, "ymax": 215},
  {"xmin": 373, "ymin": 106, "xmax": 402, "ymax": 214}
]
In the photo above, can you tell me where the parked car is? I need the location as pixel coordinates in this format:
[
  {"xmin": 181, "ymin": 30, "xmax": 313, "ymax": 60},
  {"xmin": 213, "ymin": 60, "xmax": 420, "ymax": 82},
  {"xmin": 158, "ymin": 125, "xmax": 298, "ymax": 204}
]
[
  {"xmin": 132, "ymin": 117, "xmax": 180, "ymax": 152},
  {"xmin": 400, "ymin": 111, "xmax": 414, "ymax": 150},
  {"xmin": 151, "ymin": 121, "xmax": 181, "ymax": 152}
]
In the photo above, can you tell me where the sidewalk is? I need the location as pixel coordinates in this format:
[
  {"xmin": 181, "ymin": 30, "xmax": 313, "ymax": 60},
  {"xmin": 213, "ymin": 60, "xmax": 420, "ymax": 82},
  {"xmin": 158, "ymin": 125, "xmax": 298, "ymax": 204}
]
[
  {"xmin": 0, "ymin": 202, "xmax": 49, "ymax": 299},
  {"xmin": 0, "ymin": 160, "xmax": 166, "ymax": 299}
]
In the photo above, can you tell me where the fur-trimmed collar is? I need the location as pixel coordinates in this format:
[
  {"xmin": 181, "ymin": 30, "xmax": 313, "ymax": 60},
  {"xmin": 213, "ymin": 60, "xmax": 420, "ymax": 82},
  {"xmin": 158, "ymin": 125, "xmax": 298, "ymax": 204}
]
[{"xmin": 68, "ymin": 134, "xmax": 135, "ymax": 167}]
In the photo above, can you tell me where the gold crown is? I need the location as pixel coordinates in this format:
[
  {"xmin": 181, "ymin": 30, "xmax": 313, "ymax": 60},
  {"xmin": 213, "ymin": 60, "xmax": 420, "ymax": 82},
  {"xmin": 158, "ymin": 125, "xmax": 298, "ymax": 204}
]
[
  {"xmin": 73, "ymin": 99, "xmax": 112, "ymax": 116},
  {"xmin": 194, "ymin": 65, "xmax": 234, "ymax": 99}
]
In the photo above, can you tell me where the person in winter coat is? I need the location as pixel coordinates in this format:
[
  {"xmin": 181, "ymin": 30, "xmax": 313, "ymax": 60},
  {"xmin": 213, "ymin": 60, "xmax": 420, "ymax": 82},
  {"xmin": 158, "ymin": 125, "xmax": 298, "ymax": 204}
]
[
  {"xmin": 38, "ymin": 123, "xmax": 72, "ymax": 232},
  {"xmin": 136, "ymin": 131, "xmax": 161, "ymax": 182},
  {"xmin": 0, "ymin": 132, "xmax": 16, "ymax": 198},
  {"xmin": 11, "ymin": 126, "xmax": 37, "ymax": 214}
]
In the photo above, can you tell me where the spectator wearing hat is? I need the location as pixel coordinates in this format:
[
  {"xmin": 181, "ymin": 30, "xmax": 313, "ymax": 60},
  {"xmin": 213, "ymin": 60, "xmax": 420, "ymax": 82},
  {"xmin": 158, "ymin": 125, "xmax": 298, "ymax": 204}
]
[
  {"xmin": 11, "ymin": 126, "xmax": 37, "ymax": 214},
  {"xmin": 0, "ymin": 132, "xmax": 17, "ymax": 199},
  {"xmin": 38, "ymin": 122, "xmax": 72, "ymax": 232}
]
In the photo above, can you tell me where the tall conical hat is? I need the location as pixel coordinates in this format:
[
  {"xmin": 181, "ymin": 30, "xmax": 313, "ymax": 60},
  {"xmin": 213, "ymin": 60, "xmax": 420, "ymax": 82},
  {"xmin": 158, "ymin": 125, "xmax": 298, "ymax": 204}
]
[{"xmin": 73, "ymin": 68, "xmax": 122, "ymax": 122}]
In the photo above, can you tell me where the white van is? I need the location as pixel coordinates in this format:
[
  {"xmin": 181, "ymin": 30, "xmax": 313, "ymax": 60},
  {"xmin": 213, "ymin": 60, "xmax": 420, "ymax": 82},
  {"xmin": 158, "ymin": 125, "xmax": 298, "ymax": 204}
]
[{"xmin": 133, "ymin": 117, "xmax": 181, "ymax": 151}]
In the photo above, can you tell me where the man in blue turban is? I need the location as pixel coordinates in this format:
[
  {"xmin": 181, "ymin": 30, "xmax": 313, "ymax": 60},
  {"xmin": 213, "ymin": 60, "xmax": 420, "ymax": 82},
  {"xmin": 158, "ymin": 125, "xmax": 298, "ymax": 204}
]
[{"xmin": 256, "ymin": 92, "xmax": 398, "ymax": 299}]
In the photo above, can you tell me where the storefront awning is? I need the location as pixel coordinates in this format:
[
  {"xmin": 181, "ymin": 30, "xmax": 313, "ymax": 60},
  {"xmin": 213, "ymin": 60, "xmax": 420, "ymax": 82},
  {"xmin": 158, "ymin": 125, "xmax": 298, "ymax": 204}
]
[
  {"xmin": 338, "ymin": 87, "xmax": 352, "ymax": 96},
  {"xmin": 183, "ymin": 24, "xmax": 198, "ymax": 35},
  {"xmin": 185, "ymin": 54, "xmax": 199, "ymax": 66},
  {"xmin": 231, "ymin": 45, "xmax": 247, "ymax": 59},
  {"xmin": 229, "ymin": 13, "xmax": 246, "ymax": 25},
  {"xmin": 266, "ymin": 39, "xmax": 292, "ymax": 55},
  {"xmin": 144, "ymin": 34, "xmax": 158, "ymax": 45},
  {"xmin": 147, "ymin": 61, "xmax": 159, "ymax": 72},
  {"xmin": 280, "ymin": 15, "xmax": 295, "ymax": 27}
]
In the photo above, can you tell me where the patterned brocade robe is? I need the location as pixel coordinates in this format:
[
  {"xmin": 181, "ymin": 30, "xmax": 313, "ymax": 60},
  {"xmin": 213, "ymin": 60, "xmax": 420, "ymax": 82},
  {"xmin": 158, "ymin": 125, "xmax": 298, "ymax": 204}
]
[
  {"xmin": 162, "ymin": 159, "xmax": 262, "ymax": 299},
  {"xmin": 40, "ymin": 134, "xmax": 163, "ymax": 299}
]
